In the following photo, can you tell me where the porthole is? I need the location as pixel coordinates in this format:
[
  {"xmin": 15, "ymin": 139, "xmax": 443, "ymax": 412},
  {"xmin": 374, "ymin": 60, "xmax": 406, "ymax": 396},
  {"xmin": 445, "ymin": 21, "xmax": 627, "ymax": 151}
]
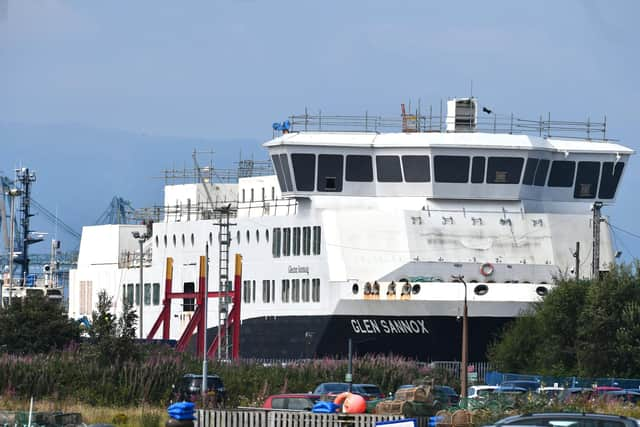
[
  {"xmin": 256, "ymin": 230, "xmax": 260, "ymax": 243},
  {"xmin": 364, "ymin": 282, "xmax": 372, "ymax": 295},
  {"xmin": 190, "ymin": 233, "xmax": 195, "ymax": 246},
  {"xmin": 412, "ymin": 284, "xmax": 421, "ymax": 295},
  {"xmin": 155, "ymin": 235, "xmax": 159, "ymax": 247},
  {"xmin": 536, "ymin": 286, "xmax": 548, "ymax": 296},
  {"xmin": 352, "ymin": 283, "xmax": 359, "ymax": 295},
  {"xmin": 246, "ymin": 230, "xmax": 250, "ymax": 243},
  {"xmin": 209, "ymin": 232, "xmax": 213, "ymax": 244},
  {"xmin": 372, "ymin": 281, "xmax": 380, "ymax": 295},
  {"xmin": 266, "ymin": 229, "xmax": 270, "ymax": 242},
  {"xmin": 387, "ymin": 281, "xmax": 396, "ymax": 296},
  {"xmin": 237, "ymin": 230, "xmax": 240, "ymax": 244},
  {"xmin": 164, "ymin": 235, "xmax": 167, "ymax": 247},
  {"xmin": 474, "ymin": 284, "xmax": 489, "ymax": 296},
  {"xmin": 181, "ymin": 234, "xmax": 185, "ymax": 247},
  {"xmin": 172, "ymin": 235, "xmax": 176, "ymax": 247}
]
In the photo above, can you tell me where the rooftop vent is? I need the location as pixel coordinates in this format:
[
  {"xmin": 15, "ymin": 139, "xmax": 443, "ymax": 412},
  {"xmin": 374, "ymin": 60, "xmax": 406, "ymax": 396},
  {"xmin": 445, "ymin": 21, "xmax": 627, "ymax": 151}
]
[{"xmin": 446, "ymin": 98, "xmax": 478, "ymax": 132}]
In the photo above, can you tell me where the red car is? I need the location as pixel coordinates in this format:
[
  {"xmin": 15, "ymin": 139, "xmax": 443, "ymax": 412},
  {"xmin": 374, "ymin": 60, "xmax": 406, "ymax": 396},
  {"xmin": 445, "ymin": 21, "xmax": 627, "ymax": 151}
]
[{"xmin": 263, "ymin": 393, "xmax": 322, "ymax": 411}]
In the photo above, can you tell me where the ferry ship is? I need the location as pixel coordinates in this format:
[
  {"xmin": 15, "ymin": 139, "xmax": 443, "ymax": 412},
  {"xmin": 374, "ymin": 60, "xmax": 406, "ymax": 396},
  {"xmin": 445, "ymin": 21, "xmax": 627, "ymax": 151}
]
[{"xmin": 68, "ymin": 98, "xmax": 633, "ymax": 361}]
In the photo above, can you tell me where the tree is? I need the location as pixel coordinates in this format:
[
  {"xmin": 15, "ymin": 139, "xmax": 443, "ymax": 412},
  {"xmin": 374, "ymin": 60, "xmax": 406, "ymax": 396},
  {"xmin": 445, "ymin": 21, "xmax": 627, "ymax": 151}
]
[
  {"xmin": 0, "ymin": 293, "xmax": 80, "ymax": 354},
  {"xmin": 489, "ymin": 264, "xmax": 640, "ymax": 377}
]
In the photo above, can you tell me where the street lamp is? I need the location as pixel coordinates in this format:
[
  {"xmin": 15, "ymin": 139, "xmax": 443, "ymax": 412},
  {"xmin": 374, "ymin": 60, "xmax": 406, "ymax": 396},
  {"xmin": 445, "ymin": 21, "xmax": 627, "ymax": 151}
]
[
  {"xmin": 132, "ymin": 231, "xmax": 149, "ymax": 339},
  {"xmin": 451, "ymin": 274, "xmax": 468, "ymax": 399}
]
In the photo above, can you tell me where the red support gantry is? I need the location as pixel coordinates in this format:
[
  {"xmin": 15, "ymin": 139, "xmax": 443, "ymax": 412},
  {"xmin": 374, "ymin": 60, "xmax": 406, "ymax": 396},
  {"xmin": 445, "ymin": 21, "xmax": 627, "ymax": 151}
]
[{"xmin": 146, "ymin": 255, "xmax": 243, "ymax": 359}]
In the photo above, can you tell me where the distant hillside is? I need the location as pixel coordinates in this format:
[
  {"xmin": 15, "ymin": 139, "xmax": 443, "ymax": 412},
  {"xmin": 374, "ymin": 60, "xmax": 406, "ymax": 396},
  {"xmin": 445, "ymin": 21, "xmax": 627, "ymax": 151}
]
[{"xmin": 0, "ymin": 122, "xmax": 263, "ymax": 251}]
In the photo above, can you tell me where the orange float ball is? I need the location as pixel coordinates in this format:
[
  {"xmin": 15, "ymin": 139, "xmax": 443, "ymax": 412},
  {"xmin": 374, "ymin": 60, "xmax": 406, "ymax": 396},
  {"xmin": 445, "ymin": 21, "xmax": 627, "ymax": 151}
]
[{"xmin": 343, "ymin": 393, "xmax": 367, "ymax": 414}]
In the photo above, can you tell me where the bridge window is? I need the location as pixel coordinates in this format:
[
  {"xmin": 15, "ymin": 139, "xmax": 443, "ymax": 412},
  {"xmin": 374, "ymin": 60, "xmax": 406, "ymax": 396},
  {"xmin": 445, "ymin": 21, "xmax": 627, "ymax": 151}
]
[
  {"xmin": 271, "ymin": 155, "xmax": 286, "ymax": 192},
  {"xmin": 303, "ymin": 226, "xmax": 311, "ymax": 255},
  {"xmin": 243, "ymin": 280, "xmax": 251, "ymax": 303},
  {"xmin": 376, "ymin": 155, "xmax": 403, "ymax": 182},
  {"xmin": 272, "ymin": 228, "xmax": 281, "ymax": 258},
  {"xmin": 317, "ymin": 154, "xmax": 343, "ymax": 192},
  {"xmin": 574, "ymin": 161, "xmax": 600, "ymax": 199},
  {"xmin": 283, "ymin": 228, "xmax": 291, "ymax": 256},
  {"xmin": 302, "ymin": 278, "xmax": 310, "ymax": 302},
  {"xmin": 292, "ymin": 279, "xmax": 300, "ymax": 302},
  {"xmin": 487, "ymin": 157, "xmax": 524, "ymax": 184},
  {"xmin": 471, "ymin": 157, "xmax": 485, "ymax": 183},
  {"xmin": 346, "ymin": 155, "xmax": 373, "ymax": 182},
  {"xmin": 312, "ymin": 278, "xmax": 320, "ymax": 302},
  {"xmin": 144, "ymin": 283, "xmax": 151, "ymax": 306},
  {"xmin": 522, "ymin": 158, "xmax": 538, "ymax": 185},
  {"xmin": 533, "ymin": 159, "xmax": 550, "ymax": 186},
  {"xmin": 434, "ymin": 156, "xmax": 469, "ymax": 183},
  {"xmin": 279, "ymin": 154, "xmax": 294, "ymax": 191},
  {"xmin": 292, "ymin": 153, "xmax": 316, "ymax": 191},
  {"xmin": 548, "ymin": 161, "xmax": 576, "ymax": 187},
  {"xmin": 262, "ymin": 279, "xmax": 271, "ymax": 303},
  {"xmin": 402, "ymin": 155, "xmax": 430, "ymax": 182},
  {"xmin": 281, "ymin": 279, "xmax": 290, "ymax": 303},
  {"xmin": 293, "ymin": 227, "xmax": 301, "ymax": 255},
  {"xmin": 599, "ymin": 162, "xmax": 625, "ymax": 199}
]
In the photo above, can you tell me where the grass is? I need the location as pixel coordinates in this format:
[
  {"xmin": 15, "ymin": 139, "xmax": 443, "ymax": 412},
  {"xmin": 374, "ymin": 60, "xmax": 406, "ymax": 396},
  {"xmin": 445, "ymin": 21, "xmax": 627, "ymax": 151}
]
[{"xmin": 0, "ymin": 398, "xmax": 168, "ymax": 427}]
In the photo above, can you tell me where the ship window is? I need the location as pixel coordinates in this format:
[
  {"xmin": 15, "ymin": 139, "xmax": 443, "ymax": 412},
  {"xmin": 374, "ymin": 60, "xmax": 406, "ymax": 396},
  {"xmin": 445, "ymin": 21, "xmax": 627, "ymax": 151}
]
[
  {"xmin": 302, "ymin": 278, "xmax": 310, "ymax": 302},
  {"xmin": 346, "ymin": 155, "xmax": 373, "ymax": 182},
  {"xmin": 313, "ymin": 226, "xmax": 321, "ymax": 255},
  {"xmin": 253, "ymin": 281, "xmax": 256, "ymax": 303},
  {"xmin": 181, "ymin": 234, "xmax": 185, "ymax": 247},
  {"xmin": 280, "ymin": 154, "xmax": 294, "ymax": 191},
  {"xmin": 127, "ymin": 284, "xmax": 134, "ymax": 305},
  {"xmin": 250, "ymin": 188, "xmax": 254, "ymax": 202},
  {"xmin": 236, "ymin": 230, "xmax": 240, "ymax": 245},
  {"xmin": 292, "ymin": 279, "xmax": 300, "ymax": 302},
  {"xmin": 191, "ymin": 233, "xmax": 195, "ymax": 246},
  {"xmin": 574, "ymin": 161, "xmax": 600, "ymax": 199},
  {"xmin": 303, "ymin": 226, "xmax": 311, "ymax": 255},
  {"xmin": 548, "ymin": 160, "xmax": 576, "ymax": 187},
  {"xmin": 135, "ymin": 283, "xmax": 140, "ymax": 305},
  {"xmin": 155, "ymin": 235, "xmax": 159, "ymax": 247},
  {"xmin": 164, "ymin": 235, "xmax": 167, "ymax": 247},
  {"xmin": 317, "ymin": 154, "xmax": 344, "ymax": 192},
  {"xmin": 266, "ymin": 229, "xmax": 270, "ymax": 242},
  {"xmin": 246, "ymin": 230, "xmax": 250, "ymax": 244},
  {"xmin": 262, "ymin": 279, "xmax": 271, "ymax": 303},
  {"xmin": 183, "ymin": 282, "xmax": 195, "ymax": 312},
  {"xmin": 293, "ymin": 227, "xmax": 301, "ymax": 255},
  {"xmin": 242, "ymin": 189, "xmax": 246, "ymax": 203},
  {"xmin": 434, "ymin": 156, "xmax": 470, "ymax": 183},
  {"xmin": 281, "ymin": 279, "xmax": 290, "ymax": 303},
  {"xmin": 312, "ymin": 278, "xmax": 320, "ymax": 302},
  {"xmin": 523, "ymin": 158, "xmax": 538, "ymax": 185},
  {"xmin": 471, "ymin": 157, "xmax": 485, "ymax": 183},
  {"xmin": 272, "ymin": 228, "xmax": 281, "ymax": 258},
  {"xmin": 292, "ymin": 153, "xmax": 316, "ymax": 191},
  {"xmin": 402, "ymin": 155, "xmax": 430, "ymax": 182},
  {"xmin": 144, "ymin": 283, "xmax": 151, "ymax": 306},
  {"xmin": 271, "ymin": 187, "xmax": 275, "ymax": 200},
  {"xmin": 533, "ymin": 159, "xmax": 550, "ymax": 186},
  {"xmin": 599, "ymin": 162, "xmax": 625, "ymax": 199},
  {"xmin": 487, "ymin": 157, "xmax": 524, "ymax": 184},
  {"xmin": 152, "ymin": 283, "xmax": 160, "ymax": 305},
  {"xmin": 256, "ymin": 229, "xmax": 260, "ymax": 243},
  {"xmin": 271, "ymin": 154, "xmax": 287, "ymax": 192},
  {"xmin": 283, "ymin": 228, "xmax": 291, "ymax": 256},
  {"xmin": 376, "ymin": 155, "xmax": 403, "ymax": 182},
  {"xmin": 172, "ymin": 234, "xmax": 176, "ymax": 247},
  {"xmin": 262, "ymin": 187, "xmax": 265, "ymax": 201},
  {"xmin": 243, "ymin": 280, "xmax": 251, "ymax": 303}
]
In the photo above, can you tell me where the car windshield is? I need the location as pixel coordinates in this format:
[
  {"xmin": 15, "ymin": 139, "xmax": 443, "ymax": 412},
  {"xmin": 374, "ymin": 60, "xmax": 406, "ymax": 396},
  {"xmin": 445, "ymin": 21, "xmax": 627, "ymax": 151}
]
[
  {"xmin": 186, "ymin": 376, "xmax": 223, "ymax": 389},
  {"xmin": 321, "ymin": 383, "xmax": 349, "ymax": 393},
  {"xmin": 355, "ymin": 385, "xmax": 381, "ymax": 395},
  {"xmin": 502, "ymin": 381, "xmax": 539, "ymax": 391}
]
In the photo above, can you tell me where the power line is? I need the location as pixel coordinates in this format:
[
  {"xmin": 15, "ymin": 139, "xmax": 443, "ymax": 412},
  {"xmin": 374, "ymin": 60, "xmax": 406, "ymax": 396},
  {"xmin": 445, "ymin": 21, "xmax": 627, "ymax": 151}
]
[{"xmin": 607, "ymin": 222, "xmax": 640, "ymax": 241}]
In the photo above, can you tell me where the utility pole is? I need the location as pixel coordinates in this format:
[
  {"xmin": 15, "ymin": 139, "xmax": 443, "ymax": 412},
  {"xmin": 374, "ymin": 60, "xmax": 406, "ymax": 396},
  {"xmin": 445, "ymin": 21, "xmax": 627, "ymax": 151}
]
[
  {"xmin": 7, "ymin": 188, "xmax": 22, "ymax": 307},
  {"xmin": 452, "ymin": 275, "xmax": 468, "ymax": 399},
  {"xmin": 592, "ymin": 202, "xmax": 603, "ymax": 279},
  {"xmin": 202, "ymin": 243, "xmax": 209, "ymax": 407},
  {"xmin": 132, "ymin": 231, "xmax": 148, "ymax": 339},
  {"xmin": 574, "ymin": 241, "xmax": 580, "ymax": 280}
]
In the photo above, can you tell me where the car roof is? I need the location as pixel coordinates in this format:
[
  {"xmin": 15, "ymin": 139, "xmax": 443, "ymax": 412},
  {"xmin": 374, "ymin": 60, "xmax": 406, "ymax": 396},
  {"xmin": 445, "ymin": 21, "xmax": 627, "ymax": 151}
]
[
  {"xmin": 497, "ymin": 412, "xmax": 636, "ymax": 424},
  {"xmin": 267, "ymin": 393, "xmax": 321, "ymax": 399}
]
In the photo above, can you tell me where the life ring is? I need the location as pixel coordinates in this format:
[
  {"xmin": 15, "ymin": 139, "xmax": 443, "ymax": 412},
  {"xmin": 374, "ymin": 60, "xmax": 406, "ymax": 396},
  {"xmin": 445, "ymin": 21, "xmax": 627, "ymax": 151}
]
[
  {"xmin": 334, "ymin": 392, "xmax": 351, "ymax": 405},
  {"xmin": 480, "ymin": 263, "xmax": 494, "ymax": 277}
]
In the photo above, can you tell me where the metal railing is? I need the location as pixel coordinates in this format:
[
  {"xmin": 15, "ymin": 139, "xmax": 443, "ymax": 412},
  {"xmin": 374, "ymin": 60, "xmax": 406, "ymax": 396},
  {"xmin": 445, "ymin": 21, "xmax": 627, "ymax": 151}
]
[{"xmin": 285, "ymin": 111, "xmax": 609, "ymax": 141}]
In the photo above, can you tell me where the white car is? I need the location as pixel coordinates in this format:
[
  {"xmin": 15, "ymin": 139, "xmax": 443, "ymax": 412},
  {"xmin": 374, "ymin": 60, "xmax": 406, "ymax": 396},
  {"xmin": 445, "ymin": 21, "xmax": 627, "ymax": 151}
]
[{"xmin": 467, "ymin": 385, "xmax": 498, "ymax": 399}]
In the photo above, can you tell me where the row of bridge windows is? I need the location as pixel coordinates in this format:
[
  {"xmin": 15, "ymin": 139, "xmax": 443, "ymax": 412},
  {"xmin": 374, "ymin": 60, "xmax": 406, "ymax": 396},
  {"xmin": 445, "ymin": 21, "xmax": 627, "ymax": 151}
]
[{"xmin": 272, "ymin": 153, "xmax": 623, "ymax": 199}]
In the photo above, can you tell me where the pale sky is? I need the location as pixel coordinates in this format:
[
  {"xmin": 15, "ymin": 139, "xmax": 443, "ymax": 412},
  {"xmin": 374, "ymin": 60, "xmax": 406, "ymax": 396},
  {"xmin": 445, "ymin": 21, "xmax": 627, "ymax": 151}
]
[{"xmin": 1, "ymin": 0, "xmax": 640, "ymax": 260}]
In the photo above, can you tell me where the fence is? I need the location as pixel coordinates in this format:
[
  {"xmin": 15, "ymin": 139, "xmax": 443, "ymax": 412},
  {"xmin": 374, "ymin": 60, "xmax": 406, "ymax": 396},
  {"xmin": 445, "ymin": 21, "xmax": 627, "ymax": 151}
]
[
  {"xmin": 198, "ymin": 409, "xmax": 428, "ymax": 427},
  {"xmin": 428, "ymin": 361, "xmax": 493, "ymax": 384}
]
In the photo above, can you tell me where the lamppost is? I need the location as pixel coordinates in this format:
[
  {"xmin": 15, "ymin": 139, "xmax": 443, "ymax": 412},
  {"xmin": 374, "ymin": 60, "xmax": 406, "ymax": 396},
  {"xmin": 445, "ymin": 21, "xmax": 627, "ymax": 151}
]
[
  {"xmin": 132, "ymin": 231, "xmax": 149, "ymax": 339},
  {"xmin": 452, "ymin": 274, "xmax": 468, "ymax": 399},
  {"xmin": 6, "ymin": 188, "xmax": 23, "ymax": 308}
]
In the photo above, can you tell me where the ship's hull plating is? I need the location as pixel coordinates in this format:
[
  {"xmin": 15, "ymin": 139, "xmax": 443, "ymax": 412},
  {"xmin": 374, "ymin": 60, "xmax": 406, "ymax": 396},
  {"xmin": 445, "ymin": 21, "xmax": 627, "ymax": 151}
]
[{"xmin": 210, "ymin": 315, "xmax": 514, "ymax": 361}]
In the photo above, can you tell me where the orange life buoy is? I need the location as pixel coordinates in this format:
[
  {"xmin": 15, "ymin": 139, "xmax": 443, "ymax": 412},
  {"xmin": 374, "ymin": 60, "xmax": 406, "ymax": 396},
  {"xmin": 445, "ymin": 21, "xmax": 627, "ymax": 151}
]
[
  {"xmin": 480, "ymin": 263, "xmax": 494, "ymax": 277},
  {"xmin": 334, "ymin": 392, "xmax": 351, "ymax": 405}
]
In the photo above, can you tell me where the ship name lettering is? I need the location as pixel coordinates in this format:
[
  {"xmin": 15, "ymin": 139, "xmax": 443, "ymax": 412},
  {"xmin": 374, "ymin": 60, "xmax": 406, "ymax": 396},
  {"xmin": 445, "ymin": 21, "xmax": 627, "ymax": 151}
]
[
  {"xmin": 288, "ymin": 265, "xmax": 309, "ymax": 274},
  {"xmin": 351, "ymin": 319, "xmax": 429, "ymax": 334}
]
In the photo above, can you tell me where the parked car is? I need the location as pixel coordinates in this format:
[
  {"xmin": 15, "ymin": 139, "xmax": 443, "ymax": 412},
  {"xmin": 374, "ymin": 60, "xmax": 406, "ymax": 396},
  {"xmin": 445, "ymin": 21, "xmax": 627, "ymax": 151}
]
[
  {"xmin": 558, "ymin": 387, "xmax": 594, "ymax": 402},
  {"xmin": 537, "ymin": 386, "xmax": 565, "ymax": 399},
  {"xmin": 499, "ymin": 380, "xmax": 539, "ymax": 392},
  {"xmin": 603, "ymin": 390, "xmax": 640, "ymax": 404},
  {"xmin": 467, "ymin": 385, "xmax": 498, "ymax": 399},
  {"xmin": 434, "ymin": 385, "xmax": 460, "ymax": 406},
  {"xmin": 172, "ymin": 374, "xmax": 226, "ymax": 405},
  {"xmin": 484, "ymin": 412, "xmax": 640, "ymax": 427},
  {"xmin": 263, "ymin": 393, "xmax": 321, "ymax": 411},
  {"xmin": 313, "ymin": 383, "xmax": 384, "ymax": 400}
]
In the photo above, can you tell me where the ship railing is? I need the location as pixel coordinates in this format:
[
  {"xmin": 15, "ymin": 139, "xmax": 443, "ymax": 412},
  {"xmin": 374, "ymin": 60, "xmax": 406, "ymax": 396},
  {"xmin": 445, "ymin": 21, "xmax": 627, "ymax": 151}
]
[
  {"xmin": 119, "ymin": 248, "xmax": 152, "ymax": 269},
  {"xmin": 285, "ymin": 111, "xmax": 610, "ymax": 141}
]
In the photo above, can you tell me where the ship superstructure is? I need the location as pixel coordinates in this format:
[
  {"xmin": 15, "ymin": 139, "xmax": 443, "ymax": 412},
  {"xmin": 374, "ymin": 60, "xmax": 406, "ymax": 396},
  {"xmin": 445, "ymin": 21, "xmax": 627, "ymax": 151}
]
[{"xmin": 68, "ymin": 99, "xmax": 633, "ymax": 360}]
